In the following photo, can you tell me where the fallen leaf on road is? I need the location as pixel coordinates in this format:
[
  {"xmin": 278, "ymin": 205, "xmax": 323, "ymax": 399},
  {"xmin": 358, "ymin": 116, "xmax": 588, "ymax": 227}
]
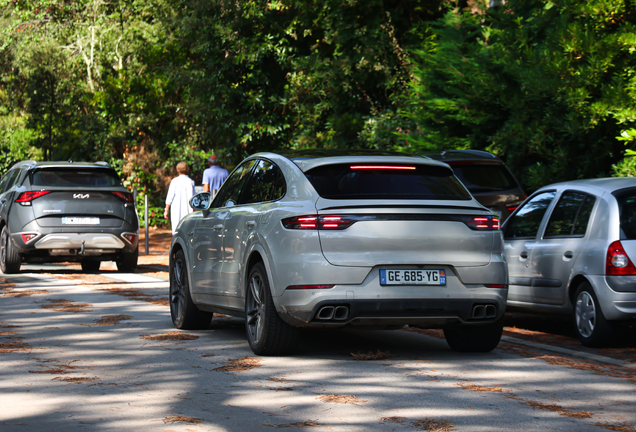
[
  {"xmin": 412, "ymin": 418, "xmax": 456, "ymax": 431},
  {"xmin": 94, "ymin": 314, "xmax": 133, "ymax": 326},
  {"xmin": 53, "ymin": 376, "xmax": 99, "ymax": 384},
  {"xmin": 350, "ymin": 350, "xmax": 393, "ymax": 360},
  {"xmin": 402, "ymin": 327, "xmax": 445, "ymax": 339},
  {"xmin": 0, "ymin": 331, "xmax": 18, "ymax": 336},
  {"xmin": 214, "ymin": 356, "xmax": 262, "ymax": 372},
  {"xmin": 595, "ymin": 422, "xmax": 636, "ymax": 432},
  {"xmin": 2, "ymin": 289, "xmax": 49, "ymax": 297},
  {"xmin": 140, "ymin": 331, "xmax": 199, "ymax": 341},
  {"xmin": 380, "ymin": 416, "xmax": 408, "ymax": 424},
  {"xmin": 458, "ymin": 382, "xmax": 510, "ymax": 392},
  {"xmin": 162, "ymin": 416, "xmax": 203, "ymax": 424},
  {"xmin": 317, "ymin": 394, "xmax": 367, "ymax": 405},
  {"xmin": 0, "ymin": 341, "xmax": 32, "ymax": 353},
  {"xmin": 263, "ymin": 420, "xmax": 322, "ymax": 428},
  {"xmin": 520, "ymin": 399, "xmax": 593, "ymax": 419},
  {"xmin": 41, "ymin": 299, "xmax": 91, "ymax": 313}
]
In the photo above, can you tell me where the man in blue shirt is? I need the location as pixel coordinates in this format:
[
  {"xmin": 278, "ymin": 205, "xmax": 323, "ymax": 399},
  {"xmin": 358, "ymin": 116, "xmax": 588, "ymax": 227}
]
[{"xmin": 202, "ymin": 154, "xmax": 229, "ymax": 193}]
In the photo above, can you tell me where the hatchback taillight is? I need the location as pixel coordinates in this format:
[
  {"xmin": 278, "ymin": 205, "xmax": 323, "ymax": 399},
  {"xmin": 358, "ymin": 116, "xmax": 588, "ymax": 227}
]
[
  {"xmin": 606, "ymin": 240, "xmax": 636, "ymax": 275},
  {"xmin": 112, "ymin": 191, "xmax": 134, "ymax": 203},
  {"xmin": 463, "ymin": 216, "xmax": 500, "ymax": 231},
  {"xmin": 15, "ymin": 190, "xmax": 50, "ymax": 205},
  {"xmin": 282, "ymin": 215, "xmax": 355, "ymax": 230}
]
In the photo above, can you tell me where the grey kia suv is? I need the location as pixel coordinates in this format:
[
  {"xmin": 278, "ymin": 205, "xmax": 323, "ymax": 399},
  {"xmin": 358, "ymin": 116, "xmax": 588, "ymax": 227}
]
[{"xmin": 0, "ymin": 161, "xmax": 139, "ymax": 273}]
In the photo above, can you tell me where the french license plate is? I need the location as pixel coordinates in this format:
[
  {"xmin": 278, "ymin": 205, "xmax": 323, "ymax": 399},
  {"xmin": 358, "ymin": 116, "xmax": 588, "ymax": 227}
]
[
  {"xmin": 62, "ymin": 217, "xmax": 100, "ymax": 225},
  {"xmin": 380, "ymin": 269, "xmax": 446, "ymax": 286}
]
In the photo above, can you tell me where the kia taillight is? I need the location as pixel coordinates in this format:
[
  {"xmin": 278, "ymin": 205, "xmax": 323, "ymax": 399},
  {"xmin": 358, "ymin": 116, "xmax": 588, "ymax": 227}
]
[
  {"xmin": 21, "ymin": 233, "xmax": 37, "ymax": 243},
  {"xmin": 112, "ymin": 191, "xmax": 134, "ymax": 203},
  {"xmin": 463, "ymin": 216, "xmax": 500, "ymax": 231},
  {"xmin": 606, "ymin": 240, "xmax": 636, "ymax": 275},
  {"xmin": 505, "ymin": 200, "xmax": 523, "ymax": 214},
  {"xmin": 15, "ymin": 190, "xmax": 50, "ymax": 205},
  {"xmin": 122, "ymin": 233, "xmax": 136, "ymax": 244},
  {"xmin": 282, "ymin": 215, "xmax": 355, "ymax": 230}
]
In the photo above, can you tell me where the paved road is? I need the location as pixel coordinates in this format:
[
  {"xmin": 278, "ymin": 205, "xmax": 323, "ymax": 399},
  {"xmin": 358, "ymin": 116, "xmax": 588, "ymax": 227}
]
[{"xmin": 1, "ymin": 264, "xmax": 635, "ymax": 432}]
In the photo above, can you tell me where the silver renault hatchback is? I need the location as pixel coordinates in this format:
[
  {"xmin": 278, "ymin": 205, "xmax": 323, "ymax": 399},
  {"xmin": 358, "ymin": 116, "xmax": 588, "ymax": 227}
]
[
  {"xmin": 169, "ymin": 151, "xmax": 508, "ymax": 355},
  {"xmin": 502, "ymin": 178, "xmax": 636, "ymax": 347}
]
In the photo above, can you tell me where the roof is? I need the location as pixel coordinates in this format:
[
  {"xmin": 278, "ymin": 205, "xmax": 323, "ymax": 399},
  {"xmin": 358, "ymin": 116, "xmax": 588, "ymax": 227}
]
[
  {"xmin": 540, "ymin": 177, "xmax": 636, "ymax": 194},
  {"xmin": 255, "ymin": 150, "xmax": 450, "ymax": 173},
  {"xmin": 12, "ymin": 161, "xmax": 111, "ymax": 170},
  {"xmin": 421, "ymin": 149, "xmax": 502, "ymax": 163}
]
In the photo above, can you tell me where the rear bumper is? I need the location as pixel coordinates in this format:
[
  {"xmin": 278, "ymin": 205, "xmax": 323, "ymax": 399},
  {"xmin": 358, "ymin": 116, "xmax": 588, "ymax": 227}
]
[
  {"xmin": 34, "ymin": 233, "xmax": 126, "ymax": 249},
  {"xmin": 588, "ymin": 275, "xmax": 636, "ymax": 321},
  {"xmin": 278, "ymin": 297, "xmax": 505, "ymax": 328}
]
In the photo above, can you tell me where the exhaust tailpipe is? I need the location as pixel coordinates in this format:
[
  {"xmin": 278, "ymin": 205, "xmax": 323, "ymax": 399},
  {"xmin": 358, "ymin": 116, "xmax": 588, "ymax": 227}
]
[
  {"xmin": 317, "ymin": 306, "xmax": 335, "ymax": 320},
  {"xmin": 485, "ymin": 305, "xmax": 497, "ymax": 319},
  {"xmin": 472, "ymin": 305, "xmax": 486, "ymax": 319},
  {"xmin": 333, "ymin": 306, "xmax": 349, "ymax": 320}
]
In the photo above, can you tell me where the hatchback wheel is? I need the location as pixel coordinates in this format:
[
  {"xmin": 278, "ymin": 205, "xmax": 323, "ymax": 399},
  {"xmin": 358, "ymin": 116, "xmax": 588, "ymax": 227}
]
[
  {"xmin": 0, "ymin": 226, "xmax": 21, "ymax": 274},
  {"xmin": 574, "ymin": 283, "xmax": 614, "ymax": 347},
  {"xmin": 170, "ymin": 249, "xmax": 212, "ymax": 329},
  {"xmin": 245, "ymin": 262, "xmax": 299, "ymax": 356},
  {"xmin": 81, "ymin": 260, "xmax": 101, "ymax": 272},
  {"xmin": 443, "ymin": 316, "xmax": 504, "ymax": 352}
]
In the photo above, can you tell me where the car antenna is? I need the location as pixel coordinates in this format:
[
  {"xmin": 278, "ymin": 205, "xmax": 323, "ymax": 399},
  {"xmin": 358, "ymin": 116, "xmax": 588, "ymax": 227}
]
[{"xmin": 68, "ymin": 158, "xmax": 73, "ymax": 163}]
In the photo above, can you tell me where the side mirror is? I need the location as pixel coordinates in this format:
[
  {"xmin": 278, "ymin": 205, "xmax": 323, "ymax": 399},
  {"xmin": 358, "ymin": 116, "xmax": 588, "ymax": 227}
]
[{"xmin": 190, "ymin": 193, "xmax": 212, "ymax": 211}]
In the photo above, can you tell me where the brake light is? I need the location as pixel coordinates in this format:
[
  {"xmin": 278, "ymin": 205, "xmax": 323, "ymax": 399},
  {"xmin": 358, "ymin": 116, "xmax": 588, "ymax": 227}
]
[
  {"xmin": 122, "ymin": 233, "xmax": 136, "ymax": 244},
  {"xmin": 286, "ymin": 285, "xmax": 335, "ymax": 290},
  {"xmin": 112, "ymin": 191, "xmax": 134, "ymax": 203},
  {"xmin": 464, "ymin": 216, "xmax": 500, "ymax": 231},
  {"xmin": 485, "ymin": 284, "xmax": 507, "ymax": 288},
  {"xmin": 506, "ymin": 200, "xmax": 523, "ymax": 214},
  {"xmin": 349, "ymin": 165, "xmax": 416, "ymax": 170},
  {"xmin": 15, "ymin": 190, "xmax": 50, "ymax": 205},
  {"xmin": 282, "ymin": 215, "xmax": 355, "ymax": 230},
  {"xmin": 21, "ymin": 233, "xmax": 37, "ymax": 243},
  {"xmin": 606, "ymin": 241, "xmax": 636, "ymax": 275}
]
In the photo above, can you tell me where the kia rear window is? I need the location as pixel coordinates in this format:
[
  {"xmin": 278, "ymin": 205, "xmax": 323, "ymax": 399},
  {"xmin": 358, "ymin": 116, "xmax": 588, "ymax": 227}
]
[
  {"xmin": 304, "ymin": 164, "xmax": 471, "ymax": 200},
  {"xmin": 450, "ymin": 163, "xmax": 518, "ymax": 192},
  {"xmin": 31, "ymin": 168, "xmax": 122, "ymax": 187},
  {"xmin": 614, "ymin": 189, "xmax": 636, "ymax": 240}
]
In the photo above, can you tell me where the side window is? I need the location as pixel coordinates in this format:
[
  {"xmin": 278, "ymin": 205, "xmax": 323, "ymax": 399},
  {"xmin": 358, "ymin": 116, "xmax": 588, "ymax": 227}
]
[
  {"xmin": 544, "ymin": 191, "xmax": 596, "ymax": 237},
  {"xmin": 0, "ymin": 172, "xmax": 10, "ymax": 193},
  {"xmin": 239, "ymin": 160, "xmax": 286, "ymax": 205},
  {"xmin": 212, "ymin": 160, "xmax": 256, "ymax": 208},
  {"xmin": 1, "ymin": 169, "xmax": 20, "ymax": 193},
  {"xmin": 504, "ymin": 191, "xmax": 556, "ymax": 239},
  {"xmin": 572, "ymin": 195, "xmax": 596, "ymax": 236}
]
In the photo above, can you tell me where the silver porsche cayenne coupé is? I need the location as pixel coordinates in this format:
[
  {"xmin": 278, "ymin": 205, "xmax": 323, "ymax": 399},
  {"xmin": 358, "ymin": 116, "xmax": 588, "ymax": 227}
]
[{"xmin": 168, "ymin": 150, "xmax": 508, "ymax": 355}]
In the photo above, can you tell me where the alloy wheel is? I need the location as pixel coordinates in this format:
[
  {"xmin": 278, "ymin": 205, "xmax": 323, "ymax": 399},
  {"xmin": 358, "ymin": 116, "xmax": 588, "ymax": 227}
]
[
  {"xmin": 246, "ymin": 272, "xmax": 265, "ymax": 345},
  {"xmin": 575, "ymin": 291, "xmax": 596, "ymax": 338},
  {"xmin": 171, "ymin": 257, "xmax": 186, "ymax": 321},
  {"xmin": 0, "ymin": 229, "xmax": 7, "ymax": 268}
]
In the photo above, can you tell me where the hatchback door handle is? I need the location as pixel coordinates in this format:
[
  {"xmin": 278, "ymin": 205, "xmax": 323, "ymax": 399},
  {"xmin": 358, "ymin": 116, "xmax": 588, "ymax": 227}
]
[
  {"xmin": 213, "ymin": 224, "xmax": 223, "ymax": 231},
  {"xmin": 564, "ymin": 251, "xmax": 573, "ymax": 259},
  {"xmin": 520, "ymin": 251, "xmax": 528, "ymax": 259},
  {"xmin": 246, "ymin": 220, "xmax": 256, "ymax": 228}
]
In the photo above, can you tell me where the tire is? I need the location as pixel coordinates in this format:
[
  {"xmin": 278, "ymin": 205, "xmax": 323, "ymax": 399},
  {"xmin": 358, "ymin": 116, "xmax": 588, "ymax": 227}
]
[
  {"xmin": 170, "ymin": 249, "xmax": 212, "ymax": 329},
  {"xmin": 573, "ymin": 282, "xmax": 614, "ymax": 347},
  {"xmin": 116, "ymin": 246, "xmax": 138, "ymax": 272},
  {"xmin": 245, "ymin": 262, "xmax": 299, "ymax": 356},
  {"xmin": 0, "ymin": 225, "xmax": 21, "ymax": 274},
  {"xmin": 443, "ymin": 316, "xmax": 504, "ymax": 353},
  {"xmin": 81, "ymin": 260, "xmax": 101, "ymax": 272}
]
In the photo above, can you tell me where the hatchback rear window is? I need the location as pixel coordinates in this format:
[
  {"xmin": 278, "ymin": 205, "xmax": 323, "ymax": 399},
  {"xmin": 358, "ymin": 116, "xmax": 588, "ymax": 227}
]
[
  {"xmin": 614, "ymin": 189, "xmax": 636, "ymax": 240},
  {"xmin": 31, "ymin": 168, "xmax": 122, "ymax": 187},
  {"xmin": 304, "ymin": 164, "xmax": 471, "ymax": 200},
  {"xmin": 449, "ymin": 163, "xmax": 518, "ymax": 192}
]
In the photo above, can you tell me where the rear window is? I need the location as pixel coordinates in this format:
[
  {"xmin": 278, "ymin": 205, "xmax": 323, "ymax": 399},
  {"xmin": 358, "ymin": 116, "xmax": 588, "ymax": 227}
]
[
  {"xmin": 304, "ymin": 164, "xmax": 471, "ymax": 200},
  {"xmin": 615, "ymin": 189, "xmax": 636, "ymax": 240},
  {"xmin": 450, "ymin": 163, "xmax": 518, "ymax": 192},
  {"xmin": 31, "ymin": 168, "xmax": 122, "ymax": 187}
]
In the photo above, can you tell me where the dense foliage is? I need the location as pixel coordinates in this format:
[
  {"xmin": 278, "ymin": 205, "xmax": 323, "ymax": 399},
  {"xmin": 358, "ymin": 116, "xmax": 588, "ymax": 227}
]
[{"xmin": 2, "ymin": 0, "xmax": 636, "ymax": 220}]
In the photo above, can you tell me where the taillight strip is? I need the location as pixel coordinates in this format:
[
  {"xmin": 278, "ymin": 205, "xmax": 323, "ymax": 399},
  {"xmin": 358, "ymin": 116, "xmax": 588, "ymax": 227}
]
[
  {"xmin": 282, "ymin": 214, "xmax": 500, "ymax": 231},
  {"xmin": 15, "ymin": 190, "xmax": 50, "ymax": 205}
]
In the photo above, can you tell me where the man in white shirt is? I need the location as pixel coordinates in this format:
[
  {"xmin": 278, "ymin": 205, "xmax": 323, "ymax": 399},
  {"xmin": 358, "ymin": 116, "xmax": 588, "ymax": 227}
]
[{"xmin": 164, "ymin": 162, "xmax": 196, "ymax": 234}]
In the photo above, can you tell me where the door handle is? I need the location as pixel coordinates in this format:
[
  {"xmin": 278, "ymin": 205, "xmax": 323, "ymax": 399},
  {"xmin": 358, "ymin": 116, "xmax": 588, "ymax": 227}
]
[
  {"xmin": 564, "ymin": 251, "xmax": 573, "ymax": 259},
  {"xmin": 0, "ymin": 199, "xmax": 5, "ymax": 204},
  {"xmin": 246, "ymin": 220, "xmax": 256, "ymax": 229},
  {"xmin": 520, "ymin": 251, "xmax": 528, "ymax": 259},
  {"xmin": 213, "ymin": 224, "xmax": 223, "ymax": 231}
]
